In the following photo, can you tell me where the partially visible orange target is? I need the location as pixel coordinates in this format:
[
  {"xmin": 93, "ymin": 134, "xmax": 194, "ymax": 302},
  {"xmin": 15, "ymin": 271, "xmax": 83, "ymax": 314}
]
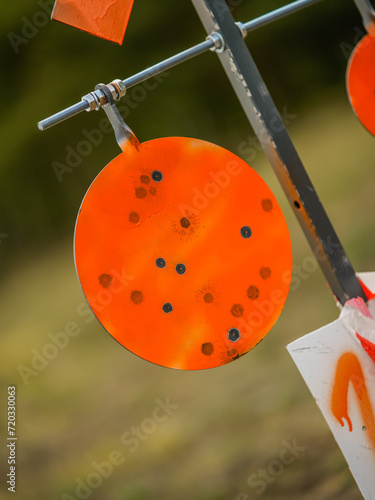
[
  {"xmin": 347, "ymin": 33, "xmax": 375, "ymax": 136},
  {"xmin": 52, "ymin": 0, "xmax": 134, "ymax": 44},
  {"xmin": 74, "ymin": 136, "xmax": 292, "ymax": 370}
]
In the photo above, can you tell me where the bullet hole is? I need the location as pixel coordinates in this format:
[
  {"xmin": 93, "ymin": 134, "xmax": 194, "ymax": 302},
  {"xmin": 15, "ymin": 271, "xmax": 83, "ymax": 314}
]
[
  {"xmin": 180, "ymin": 217, "xmax": 191, "ymax": 228},
  {"xmin": 228, "ymin": 328, "xmax": 241, "ymax": 342},
  {"xmin": 176, "ymin": 263, "xmax": 186, "ymax": 275},
  {"xmin": 152, "ymin": 170, "xmax": 163, "ymax": 182},
  {"xmin": 240, "ymin": 226, "xmax": 252, "ymax": 239},
  {"xmin": 163, "ymin": 303, "xmax": 173, "ymax": 313},
  {"xmin": 156, "ymin": 258, "xmax": 166, "ymax": 268}
]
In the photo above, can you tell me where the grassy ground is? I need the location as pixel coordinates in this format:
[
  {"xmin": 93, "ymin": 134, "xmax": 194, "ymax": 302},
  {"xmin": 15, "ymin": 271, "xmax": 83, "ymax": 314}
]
[{"xmin": 1, "ymin": 96, "xmax": 374, "ymax": 500}]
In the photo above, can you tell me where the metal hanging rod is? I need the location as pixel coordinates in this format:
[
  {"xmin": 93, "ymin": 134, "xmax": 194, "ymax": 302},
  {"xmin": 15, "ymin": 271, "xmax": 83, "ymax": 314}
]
[
  {"xmin": 241, "ymin": 0, "xmax": 324, "ymax": 33},
  {"xmin": 38, "ymin": 0, "xmax": 324, "ymax": 131},
  {"xmin": 38, "ymin": 39, "xmax": 214, "ymax": 130}
]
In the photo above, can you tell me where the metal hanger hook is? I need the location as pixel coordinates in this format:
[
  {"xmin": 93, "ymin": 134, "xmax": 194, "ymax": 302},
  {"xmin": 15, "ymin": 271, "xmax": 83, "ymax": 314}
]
[{"xmin": 95, "ymin": 83, "xmax": 139, "ymax": 152}]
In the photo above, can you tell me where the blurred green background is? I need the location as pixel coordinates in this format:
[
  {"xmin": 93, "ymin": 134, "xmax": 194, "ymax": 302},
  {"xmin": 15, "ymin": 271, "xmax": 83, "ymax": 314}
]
[{"xmin": 1, "ymin": 0, "xmax": 374, "ymax": 499}]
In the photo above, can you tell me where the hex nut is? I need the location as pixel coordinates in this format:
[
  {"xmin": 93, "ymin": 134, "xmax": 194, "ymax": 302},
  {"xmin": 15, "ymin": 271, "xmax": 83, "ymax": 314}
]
[
  {"xmin": 81, "ymin": 93, "xmax": 98, "ymax": 111},
  {"xmin": 110, "ymin": 79, "xmax": 127, "ymax": 99}
]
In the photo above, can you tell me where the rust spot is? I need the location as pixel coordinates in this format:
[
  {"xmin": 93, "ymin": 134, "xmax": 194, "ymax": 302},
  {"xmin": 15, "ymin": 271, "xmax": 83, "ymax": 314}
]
[
  {"xmin": 140, "ymin": 175, "xmax": 150, "ymax": 185},
  {"xmin": 204, "ymin": 292, "xmax": 214, "ymax": 304},
  {"xmin": 149, "ymin": 187, "xmax": 157, "ymax": 196},
  {"xmin": 259, "ymin": 267, "xmax": 271, "ymax": 279},
  {"xmin": 227, "ymin": 349, "xmax": 240, "ymax": 360},
  {"xmin": 247, "ymin": 285, "xmax": 259, "ymax": 300},
  {"xmin": 129, "ymin": 134, "xmax": 140, "ymax": 151},
  {"xmin": 261, "ymin": 199, "xmax": 273, "ymax": 212},
  {"xmin": 98, "ymin": 273, "xmax": 112, "ymax": 288},
  {"xmin": 231, "ymin": 303, "xmax": 244, "ymax": 317},
  {"xmin": 135, "ymin": 187, "xmax": 147, "ymax": 199},
  {"xmin": 129, "ymin": 212, "xmax": 140, "ymax": 224},
  {"xmin": 201, "ymin": 342, "xmax": 214, "ymax": 355},
  {"xmin": 130, "ymin": 290, "xmax": 143, "ymax": 304}
]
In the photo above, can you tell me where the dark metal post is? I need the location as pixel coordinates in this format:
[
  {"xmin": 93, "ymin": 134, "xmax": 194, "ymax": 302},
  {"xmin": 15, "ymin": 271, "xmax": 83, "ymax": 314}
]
[{"xmin": 191, "ymin": 0, "xmax": 366, "ymax": 305}]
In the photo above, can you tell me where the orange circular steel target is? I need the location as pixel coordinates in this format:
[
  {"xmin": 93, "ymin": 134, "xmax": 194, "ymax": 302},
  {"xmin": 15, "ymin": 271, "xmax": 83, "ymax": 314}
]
[
  {"xmin": 347, "ymin": 33, "xmax": 375, "ymax": 136},
  {"xmin": 74, "ymin": 137, "xmax": 292, "ymax": 370}
]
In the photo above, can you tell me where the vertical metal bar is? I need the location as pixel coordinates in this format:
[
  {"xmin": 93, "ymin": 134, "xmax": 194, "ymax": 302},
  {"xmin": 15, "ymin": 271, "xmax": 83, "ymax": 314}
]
[
  {"xmin": 353, "ymin": 0, "xmax": 375, "ymax": 31},
  {"xmin": 191, "ymin": 0, "xmax": 366, "ymax": 305}
]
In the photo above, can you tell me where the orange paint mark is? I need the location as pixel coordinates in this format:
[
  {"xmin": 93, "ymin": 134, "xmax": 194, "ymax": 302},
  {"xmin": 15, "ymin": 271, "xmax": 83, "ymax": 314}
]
[
  {"xmin": 332, "ymin": 352, "xmax": 375, "ymax": 451},
  {"xmin": 52, "ymin": 0, "xmax": 134, "ymax": 44},
  {"xmin": 347, "ymin": 33, "xmax": 375, "ymax": 136},
  {"xmin": 74, "ymin": 137, "xmax": 292, "ymax": 370}
]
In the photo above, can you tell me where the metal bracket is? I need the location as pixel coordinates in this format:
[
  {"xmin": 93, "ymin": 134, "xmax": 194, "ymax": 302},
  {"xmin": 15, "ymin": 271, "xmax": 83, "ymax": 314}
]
[
  {"xmin": 82, "ymin": 79, "xmax": 127, "ymax": 112},
  {"xmin": 95, "ymin": 83, "xmax": 138, "ymax": 152}
]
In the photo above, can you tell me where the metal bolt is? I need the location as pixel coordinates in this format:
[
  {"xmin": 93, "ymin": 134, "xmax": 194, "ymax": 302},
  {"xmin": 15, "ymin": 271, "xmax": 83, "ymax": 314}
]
[
  {"xmin": 93, "ymin": 87, "xmax": 107, "ymax": 107},
  {"xmin": 81, "ymin": 93, "xmax": 98, "ymax": 112},
  {"xmin": 110, "ymin": 79, "xmax": 127, "ymax": 99},
  {"xmin": 206, "ymin": 31, "xmax": 225, "ymax": 53},
  {"xmin": 236, "ymin": 22, "xmax": 247, "ymax": 39},
  {"xmin": 106, "ymin": 83, "xmax": 120, "ymax": 101}
]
